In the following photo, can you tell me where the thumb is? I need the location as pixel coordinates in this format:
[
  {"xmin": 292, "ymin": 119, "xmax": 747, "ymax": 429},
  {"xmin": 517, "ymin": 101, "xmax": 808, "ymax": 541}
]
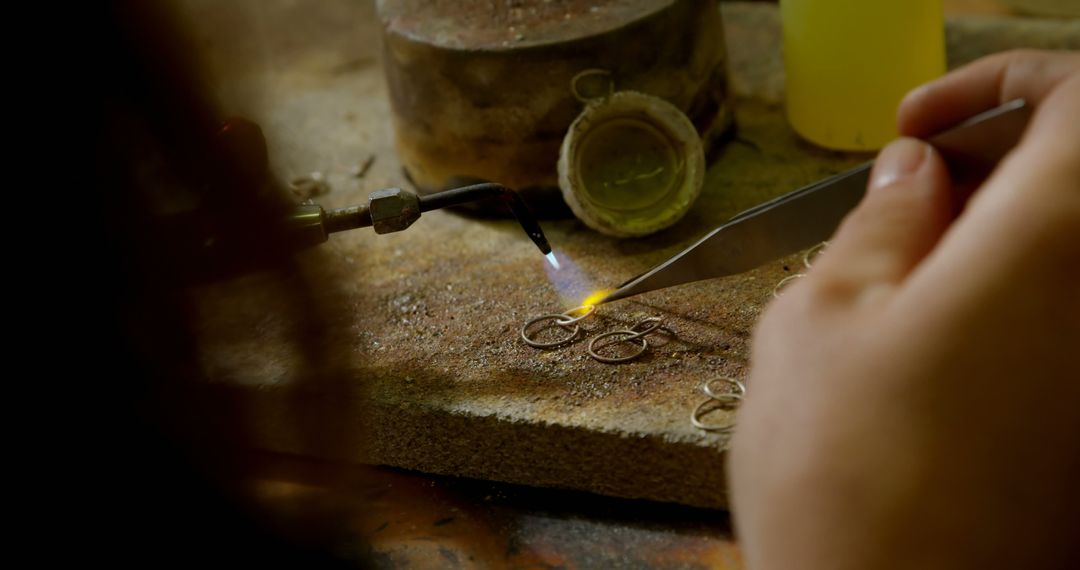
[{"xmin": 811, "ymin": 138, "xmax": 954, "ymax": 304}]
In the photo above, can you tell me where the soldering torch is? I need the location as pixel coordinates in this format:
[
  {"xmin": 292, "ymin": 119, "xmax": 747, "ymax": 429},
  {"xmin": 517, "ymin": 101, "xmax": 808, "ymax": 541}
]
[
  {"xmin": 165, "ymin": 119, "xmax": 551, "ymax": 282},
  {"xmin": 288, "ymin": 183, "xmax": 552, "ymax": 255}
]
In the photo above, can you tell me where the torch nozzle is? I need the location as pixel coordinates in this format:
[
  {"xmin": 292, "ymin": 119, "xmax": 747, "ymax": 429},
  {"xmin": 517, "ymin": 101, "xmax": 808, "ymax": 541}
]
[{"xmin": 418, "ymin": 183, "xmax": 551, "ymax": 255}]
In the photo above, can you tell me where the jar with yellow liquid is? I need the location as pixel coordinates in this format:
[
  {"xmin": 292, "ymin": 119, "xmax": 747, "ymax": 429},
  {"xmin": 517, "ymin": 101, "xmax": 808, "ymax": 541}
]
[{"xmin": 781, "ymin": 0, "xmax": 946, "ymax": 151}]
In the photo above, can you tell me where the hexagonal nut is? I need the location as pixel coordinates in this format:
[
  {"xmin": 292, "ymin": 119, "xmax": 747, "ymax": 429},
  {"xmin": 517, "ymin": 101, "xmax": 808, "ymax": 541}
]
[{"xmin": 369, "ymin": 187, "xmax": 421, "ymax": 234}]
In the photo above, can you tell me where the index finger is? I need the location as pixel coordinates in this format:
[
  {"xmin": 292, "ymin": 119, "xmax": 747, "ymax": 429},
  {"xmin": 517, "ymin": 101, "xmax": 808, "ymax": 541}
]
[{"xmin": 898, "ymin": 49, "xmax": 1080, "ymax": 138}]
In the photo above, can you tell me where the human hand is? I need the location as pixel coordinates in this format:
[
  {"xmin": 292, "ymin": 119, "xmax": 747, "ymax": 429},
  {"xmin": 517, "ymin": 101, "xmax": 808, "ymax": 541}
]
[{"xmin": 728, "ymin": 50, "xmax": 1080, "ymax": 570}]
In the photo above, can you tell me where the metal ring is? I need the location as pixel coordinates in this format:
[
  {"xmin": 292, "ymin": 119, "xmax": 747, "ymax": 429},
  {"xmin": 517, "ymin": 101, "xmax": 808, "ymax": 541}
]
[
  {"xmin": 587, "ymin": 330, "xmax": 648, "ymax": 363},
  {"xmin": 555, "ymin": 304, "xmax": 596, "ymax": 326},
  {"xmin": 703, "ymin": 377, "xmax": 746, "ymax": 401},
  {"xmin": 803, "ymin": 241, "xmax": 829, "ymax": 269},
  {"xmin": 622, "ymin": 317, "xmax": 663, "ymax": 341},
  {"xmin": 520, "ymin": 314, "xmax": 580, "ymax": 348},
  {"xmin": 570, "ymin": 68, "xmax": 614, "ymax": 103},
  {"xmin": 691, "ymin": 398, "xmax": 739, "ymax": 432},
  {"xmin": 772, "ymin": 273, "xmax": 805, "ymax": 299}
]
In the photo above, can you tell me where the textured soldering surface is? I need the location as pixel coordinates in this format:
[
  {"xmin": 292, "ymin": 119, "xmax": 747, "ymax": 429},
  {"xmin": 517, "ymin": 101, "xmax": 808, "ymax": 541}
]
[
  {"xmin": 192, "ymin": 92, "xmax": 850, "ymax": 506},
  {"xmin": 379, "ymin": 0, "xmax": 677, "ymax": 50}
]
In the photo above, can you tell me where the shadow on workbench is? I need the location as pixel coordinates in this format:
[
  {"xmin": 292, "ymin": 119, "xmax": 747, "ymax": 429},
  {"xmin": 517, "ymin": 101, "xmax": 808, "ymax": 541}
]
[{"xmin": 241, "ymin": 451, "xmax": 741, "ymax": 569}]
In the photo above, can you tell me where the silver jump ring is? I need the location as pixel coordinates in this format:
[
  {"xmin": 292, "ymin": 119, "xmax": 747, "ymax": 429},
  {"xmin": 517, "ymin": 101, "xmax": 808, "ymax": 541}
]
[
  {"xmin": 588, "ymin": 331, "xmax": 648, "ymax": 363},
  {"xmin": 555, "ymin": 304, "xmax": 596, "ymax": 326},
  {"xmin": 691, "ymin": 397, "xmax": 740, "ymax": 432},
  {"xmin": 570, "ymin": 68, "xmax": 614, "ymax": 103},
  {"xmin": 622, "ymin": 317, "xmax": 663, "ymax": 341},
  {"xmin": 772, "ymin": 273, "xmax": 805, "ymax": 299},
  {"xmin": 587, "ymin": 317, "xmax": 664, "ymax": 363},
  {"xmin": 803, "ymin": 241, "xmax": 829, "ymax": 269},
  {"xmin": 521, "ymin": 314, "xmax": 581, "ymax": 348},
  {"xmin": 703, "ymin": 377, "xmax": 746, "ymax": 401}
]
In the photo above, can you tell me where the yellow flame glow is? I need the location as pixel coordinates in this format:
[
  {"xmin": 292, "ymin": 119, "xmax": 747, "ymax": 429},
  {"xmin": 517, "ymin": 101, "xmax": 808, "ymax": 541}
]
[{"xmin": 580, "ymin": 289, "xmax": 614, "ymax": 308}]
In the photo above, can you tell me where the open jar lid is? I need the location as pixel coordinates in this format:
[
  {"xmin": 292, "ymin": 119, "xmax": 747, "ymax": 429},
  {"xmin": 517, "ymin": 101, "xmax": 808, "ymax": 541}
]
[{"xmin": 558, "ymin": 90, "xmax": 705, "ymax": 238}]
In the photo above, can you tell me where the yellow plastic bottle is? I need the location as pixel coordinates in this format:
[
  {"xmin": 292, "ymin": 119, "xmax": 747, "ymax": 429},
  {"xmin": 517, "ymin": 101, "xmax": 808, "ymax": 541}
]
[{"xmin": 781, "ymin": 0, "xmax": 946, "ymax": 151}]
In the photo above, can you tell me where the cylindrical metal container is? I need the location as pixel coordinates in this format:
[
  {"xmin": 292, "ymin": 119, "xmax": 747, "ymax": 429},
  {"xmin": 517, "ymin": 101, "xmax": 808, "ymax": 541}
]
[{"xmin": 378, "ymin": 0, "xmax": 734, "ymax": 215}]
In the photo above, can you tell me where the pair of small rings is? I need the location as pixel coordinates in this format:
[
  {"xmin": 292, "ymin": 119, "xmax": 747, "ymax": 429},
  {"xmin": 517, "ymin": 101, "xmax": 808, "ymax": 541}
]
[
  {"xmin": 587, "ymin": 317, "xmax": 663, "ymax": 364},
  {"xmin": 691, "ymin": 377, "xmax": 746, "ymax": 432},
  {"xmin": 773, "ymin": 242, "xmax": 830, "ymax": 300},
  {"xmin": 520, "ymin": 305, "xmax": 596, "ymax": 348}
]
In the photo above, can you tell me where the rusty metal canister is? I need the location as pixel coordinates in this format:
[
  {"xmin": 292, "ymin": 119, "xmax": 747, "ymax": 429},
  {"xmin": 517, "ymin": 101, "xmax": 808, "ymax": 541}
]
[{"xmin": 378, "ymin": 0, "xmax": 734, "ymax": 216}]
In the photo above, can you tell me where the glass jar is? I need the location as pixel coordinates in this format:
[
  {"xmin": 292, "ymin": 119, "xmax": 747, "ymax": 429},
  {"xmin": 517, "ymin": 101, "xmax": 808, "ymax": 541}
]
[{"xmin": 781, "ymin": 0, "xmax": 946, "ymax": 151}]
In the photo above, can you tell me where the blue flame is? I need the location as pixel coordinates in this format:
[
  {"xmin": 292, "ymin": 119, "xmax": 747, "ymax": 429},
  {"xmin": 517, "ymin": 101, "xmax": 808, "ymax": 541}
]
[
  {"xmin": 545, "ymin": 251, "xmax": 560, "ymax": 269},
  {"xmin": 543, "ymin": 249, "xmax": 599, "ymax": 307}
]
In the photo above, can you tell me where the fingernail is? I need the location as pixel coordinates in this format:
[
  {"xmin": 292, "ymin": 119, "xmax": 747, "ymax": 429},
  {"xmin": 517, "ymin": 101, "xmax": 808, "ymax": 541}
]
[{"xmin": 870, "ymin": 138, "xmax": 929, "ymax": 191}]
